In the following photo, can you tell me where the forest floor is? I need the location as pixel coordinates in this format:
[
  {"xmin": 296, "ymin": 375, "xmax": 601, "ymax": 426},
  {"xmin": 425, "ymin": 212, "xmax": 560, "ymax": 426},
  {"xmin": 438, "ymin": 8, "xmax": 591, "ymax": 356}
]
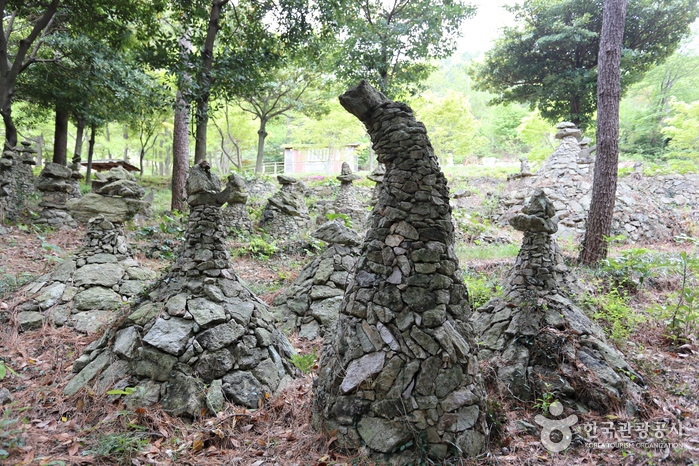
[{"xmin": 1, "ymin": 205, "xmax": 698, "ymax": 465}]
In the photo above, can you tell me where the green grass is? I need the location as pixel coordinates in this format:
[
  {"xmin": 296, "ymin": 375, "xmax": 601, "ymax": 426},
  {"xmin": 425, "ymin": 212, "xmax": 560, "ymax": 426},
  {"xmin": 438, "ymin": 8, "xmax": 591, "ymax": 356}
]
[{"xmin": 456, "ymin": 243, "xmax": 520, "ymax": 262}]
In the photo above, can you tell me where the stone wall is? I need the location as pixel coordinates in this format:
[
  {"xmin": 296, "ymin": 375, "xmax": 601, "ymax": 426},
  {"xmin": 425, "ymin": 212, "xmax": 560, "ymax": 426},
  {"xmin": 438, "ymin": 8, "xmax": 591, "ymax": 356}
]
[
  {"xmin": 0, "ymin": 144, "xmax": 37, "ymax": 222},
  {"xmin": 312, "ymin": 81, "xmax": 488, "ymax": 462}
]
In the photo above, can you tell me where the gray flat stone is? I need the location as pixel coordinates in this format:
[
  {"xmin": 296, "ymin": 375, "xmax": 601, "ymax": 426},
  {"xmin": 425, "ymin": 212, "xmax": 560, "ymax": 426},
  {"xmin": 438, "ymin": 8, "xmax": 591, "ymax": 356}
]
[
  {"xmin": 187, "ymin": 297, "xmax": 226, "ymax": 328},
  {"xmin": 64, "ymin": 350, "xmax": 111, "ymax": 396},
  {"xmin": 143, "ymin": 317, "xmax": 194, "ymax": 356}
]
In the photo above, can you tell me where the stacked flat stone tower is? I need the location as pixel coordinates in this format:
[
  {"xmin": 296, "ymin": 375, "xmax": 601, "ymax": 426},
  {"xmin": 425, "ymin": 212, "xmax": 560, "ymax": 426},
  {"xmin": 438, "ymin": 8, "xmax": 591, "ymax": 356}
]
[
  {"xmin": 271, "ymin": 220, "xmax": 361, "ymax": 340},
  {"xmin": 318, "ymin": 162, "xmax": 365, "ymax": 227},
  {"xmin": 312, "ymin": 81, "xmax": 488, "ymax": 462},
  {"xmin": 64, "ymin": 162, "xmax": 298, "ymax": 416},
  {"xmin": 222, "ymin": 173, "xmax": 253, "ymax": 234},
  {"xmin": 14, "ymin": 215, "xmax": 155, "ymax": 333},
  {"xmin": 258, "ymin": 174, "xmax": 311, "ymax": 239},
  {"xmin": 35, "ymin": 163, "xmax": 80, "ymax": 227},
  {"xmin": 472, "ymin": 189, "xmax": 645, "ymax": 411}
]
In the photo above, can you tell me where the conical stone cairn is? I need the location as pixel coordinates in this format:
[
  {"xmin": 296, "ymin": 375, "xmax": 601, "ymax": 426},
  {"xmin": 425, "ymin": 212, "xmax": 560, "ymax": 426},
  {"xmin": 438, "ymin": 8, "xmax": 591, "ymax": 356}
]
[
  {"xmin": 222, "ymin": 172, "xmax": 253, "ymax": 234},
  {"xmin": 271, "ymin": 219, "xmax": 362, "ymax": 340},
  {"xmin": 64, "ymin": 162, "xmax": 299, "ymax": 416},
  {"xmin": 471, "ymin": 189, "xmax": 645, "ymax": 412},
  {"xmin": 14, "ymin": 214, "xmax": 156, "ymax": 333},
  {"xmin": 258, "ymin": 174, "xmax": 311, "ymax": 239},
  {"xmin": 312, "ymin": 81, "xmax": 488, "ymax": 462}
]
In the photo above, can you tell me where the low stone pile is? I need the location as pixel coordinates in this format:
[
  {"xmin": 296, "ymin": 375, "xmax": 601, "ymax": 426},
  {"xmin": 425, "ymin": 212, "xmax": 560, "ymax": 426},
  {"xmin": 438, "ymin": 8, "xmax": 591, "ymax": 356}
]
[
  {"xmin": 472, "ymin": 189, "xmax": 645, "ymax": 412},
  {"xmin": 222, "ymin": 173, "xmax": 253, "ymax": 234},
  {"xmin": 258, "ymin": 175, "xmax": 311, "ymax": 239},
  {"xmin": 34, "ymin": 163, "xmax": 81, "ymax": 228},
  {"xmin": 63, "ymin": 163, "xmax": 299, "ymax": 418},
  {"xmin": 271, "ymin": 220, "xmax": 361, "ymax": 340},
  {"xmin": 68, "ymin": 166, "xmax": 150, "ymax": 224},
  {"xmin": 312, "ymin": 81, "xmax": 488, "ymax": 462},
  {"xmin": 317, "ymin": 162, "xmax": 366, "ymax": 227},
  {"xmin": 0, "ymin": 143, "xmax": 37, "ymax": 222},
  {"xmin": 498, "ymin": 122, "xmax": 677, "ymax": 243},
  {"xmin": 14, "ymin": 215, "xmax": 156, "ymax": 333}
]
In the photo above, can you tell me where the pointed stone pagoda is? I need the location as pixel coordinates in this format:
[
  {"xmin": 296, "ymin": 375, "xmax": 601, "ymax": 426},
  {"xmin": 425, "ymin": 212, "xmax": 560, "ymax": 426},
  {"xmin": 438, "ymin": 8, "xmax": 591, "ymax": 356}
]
[
  {"xmin": 312, "ymin": 81, "xmax": 488, "ymax": 462},
  {"xmin": 472, "ymin": 189, "xmax": 645, "ymax": 412},
  {"xmin": 64, "ymin": 161, "xmax": 299, "ymax": 417}
]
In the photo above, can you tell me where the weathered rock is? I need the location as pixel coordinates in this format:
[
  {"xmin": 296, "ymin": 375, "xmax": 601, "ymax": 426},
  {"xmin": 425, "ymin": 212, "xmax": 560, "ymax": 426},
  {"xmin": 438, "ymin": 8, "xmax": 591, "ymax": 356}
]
[
  {"xmin": 312, "ymin": 81, "xmax": 487, "ymax": 462},
  {"xmin": 67, "ymin": 193, "xmax": 149, "ymax": 224}
]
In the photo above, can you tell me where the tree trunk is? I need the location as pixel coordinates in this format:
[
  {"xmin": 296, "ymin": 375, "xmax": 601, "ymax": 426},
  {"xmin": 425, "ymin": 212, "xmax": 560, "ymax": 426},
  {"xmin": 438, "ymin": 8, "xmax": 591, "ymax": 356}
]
[
  {"xmin": 72, "ymin": 117, "xmax": 86, "ymax": 167},
  {"xmin": 53, "ymin": 105, "xmax": 69, "ymax": 165},
  {"xmin": 0, "ymin": 100, "xmax": 17, "ymax": 149},
  {"xmin": 193, "ymin": 0, "xmax": 228, "ymax": 163},
  {"xmin": 580, "ymin": 0, "xmax": 627, "ymax": 265},
  {"xmin": 254, "ymin": 119, "xmax": 268, "ymax": 175},
  {"xmin": 0, "ymin": 0, "xmax": 59, "ymax": 149},
  {"xmin": 172, "ymin": 89, "xmax": 190, "ymax": 212},
  {"xmin": 86, "ymin": 124, "xmax": 96, "ymax": 185}
]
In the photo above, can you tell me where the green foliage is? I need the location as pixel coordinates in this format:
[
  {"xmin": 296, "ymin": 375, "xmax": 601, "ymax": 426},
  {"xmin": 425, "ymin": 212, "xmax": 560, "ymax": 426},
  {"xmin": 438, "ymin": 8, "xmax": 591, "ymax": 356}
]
[
  {"xmin": 586, "ymin": 288, "xmax": 644, "ymax": 344},
  {"xmin": 516, "ymin": 113, "xmax": 556, "ymax": 162},
  {"xmin": 456, "ymin": 243, "xmax": 520, "ymax": 262},
  {"xmin": 321, "ymin": 0, "xmax": 476, "ymax": 98},
  {"xmin": 662, "ymin": 99, "xmax": 699, "ymax": 162},
  {"xmin": 464, "ymin": 272, "xmax": 502, "ymax": 310},
  {"xmin": 652, "ymin": 252, "xmax": 699, "ymax": 342},
  {"xmin": 325, "ymin": 212, "xmax": 352, "ymax": 228},
  {"xmin": 412, "ymin": 90, "xmax": 485, "ymax": 164},
  {"xmin": 472, "ymin": 0, "xmax": 699, "ymax": 130},
  {"xmin": 599, "ymin": 247, "xmax": 658, "ymax": 291},
  {"xmin": 0, "ymin": 360, "xmax": 18, "ymax": 380},
  {"xmin": 0, "ymin": 405, "xmax": 29, "ymax": 461},
  {"xmin": 289, "ymin": 350, "xmax": 317, "ymax": 374},
  {"xmin": 86, "ymin": 432, "xmax": 149, "ymax": 464},
  {"xmin": 533, "ymin": 384, "xmax": 558, "ymax": 414},
  {"xmin": 233, "ymin": 237, "xmax": 278, "ymax": 260}
]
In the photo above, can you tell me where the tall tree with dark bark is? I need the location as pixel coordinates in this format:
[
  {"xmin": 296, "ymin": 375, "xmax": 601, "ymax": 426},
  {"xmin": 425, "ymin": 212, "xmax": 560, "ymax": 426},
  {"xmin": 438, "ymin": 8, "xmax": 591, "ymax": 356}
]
[
  {"xmin": 580, "ymin": 0, "xmax": 627, "ymax": 265},
  {"xmin": 0, "ymin": 0, "xmax": 162, "ymax": 148}
]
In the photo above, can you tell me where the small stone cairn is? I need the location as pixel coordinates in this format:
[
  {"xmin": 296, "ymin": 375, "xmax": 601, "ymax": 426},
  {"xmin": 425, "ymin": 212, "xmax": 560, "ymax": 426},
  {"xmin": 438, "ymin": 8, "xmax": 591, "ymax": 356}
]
[
  {"xmin": 14, "ymin": 215, "xmax": 156, "ymax": 333},
  {"xmin": 63, "ymin": 161, "xmax": 299, "ymax": 418},
  {"xmin": 317, "ymin": 162, "xmax": 365, "ymax": 227},
  {"xmin": 507, "ymin": 157, "xmax": 534, "ymax": 181},
  {"xmin": 472, "ymin": 189, "xmax": 645, "ymax": 412},
  {"xmin": 222, "ymin": 173, "xmax": 253, "ymax": 234},
  {"xmin": 0, "ymin": 142, "xmax": 37, "ymax": 222},
  {"xmin": 312, "ymin": 81, "xmax": 488, "ymax": 462},
  {"xmin": 258, "ymin": 174, "xmax": 311, "ymax": 239},
  {"xmin": 271, "ymin": 220, "xmax": 361, "ymax": 340},
  {"xmin": 67, "ymin": 166, "xmax": 150, "ymax": 224},
  {"xmin": 34, "ymin": 163, "xmax": 80, "ymax": 227}
]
